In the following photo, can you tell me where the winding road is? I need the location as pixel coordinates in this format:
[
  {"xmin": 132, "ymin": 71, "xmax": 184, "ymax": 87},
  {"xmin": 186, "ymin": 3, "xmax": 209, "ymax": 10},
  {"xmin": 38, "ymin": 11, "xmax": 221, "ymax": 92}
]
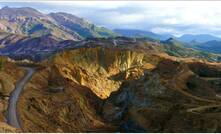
[{"xmin": 7, "ymin": 67, "xmax": 35, "ymax": 129}]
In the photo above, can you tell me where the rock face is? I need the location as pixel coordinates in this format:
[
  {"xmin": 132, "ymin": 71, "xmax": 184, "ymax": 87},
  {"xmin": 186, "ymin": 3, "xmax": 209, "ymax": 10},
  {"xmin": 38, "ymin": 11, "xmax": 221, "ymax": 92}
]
[{"xmin": 52, "ymin": 46, "xmax": 159, "ymax": 99}]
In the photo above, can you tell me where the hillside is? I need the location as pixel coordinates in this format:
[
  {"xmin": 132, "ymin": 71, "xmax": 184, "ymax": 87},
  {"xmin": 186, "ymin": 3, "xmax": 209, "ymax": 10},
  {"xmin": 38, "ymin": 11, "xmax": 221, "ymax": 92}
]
[
  {"xmin": 178, "ymin": 34, "xmax": 221, "ymax": 43},
  {"xmin": 161, "ymin": 38, "xmax": 221, "ymax": 62},
  {"xmin": 193, "ymin": 40, "xmax": 221, "ymax": 54},
  {"xmin": 14, "ymin": 42, "xmax": 221, "ymax": 132},
  {"xmin": 1, "ymin": 34, "xmax": 220, "ymax": 63},
  {"xmin": 0, "ymin": 7, "xmax": 116, "ymax": 40},
  {"xmin": 1, "ymin": 6, "xmax": 221, "ymax": 133},
  {"xmin": 49, "ymin": 12, "xmax": 117, "ymax": 38},
  {"xmin": 0, "ymin": 56, "xmax": 25, "ymax": 132},
  {"xmin": 114, "ymin": 29, "xmax": 174, "ymax": 40}
]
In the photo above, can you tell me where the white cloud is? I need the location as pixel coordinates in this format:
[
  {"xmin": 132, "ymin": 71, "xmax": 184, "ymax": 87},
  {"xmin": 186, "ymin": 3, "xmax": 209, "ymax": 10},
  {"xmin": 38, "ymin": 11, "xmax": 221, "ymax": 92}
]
[
  {"xmin": 102, "ymin": 12, "xmax": 146, "ymax": 25},
  {"xmin": 41, "ymin": 1, "xmax": 130, "ymax": 10}
]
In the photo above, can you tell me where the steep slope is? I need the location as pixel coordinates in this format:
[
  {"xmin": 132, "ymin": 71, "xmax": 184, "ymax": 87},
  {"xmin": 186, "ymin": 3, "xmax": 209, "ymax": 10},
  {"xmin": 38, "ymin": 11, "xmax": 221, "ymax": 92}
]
[
  {"xmin": 0, "ymin": 7, "xmax": 117, "ymax": 40},
  {"xmin": 49, "ymin": 12, "xmax": 117, "ymax": 38},
  {"xmin": 0, "ymin": 7, "xmax": 81, "ymax": 40},
  {"xmin": 0, "ymin": 32, "xmax": 80, "ymax": 61}
]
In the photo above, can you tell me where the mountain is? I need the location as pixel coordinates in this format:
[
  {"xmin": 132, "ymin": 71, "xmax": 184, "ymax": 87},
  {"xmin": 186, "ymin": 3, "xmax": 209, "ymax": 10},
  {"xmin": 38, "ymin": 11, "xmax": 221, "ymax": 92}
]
[
  {"xmin": 1, "ymin": 6, "xmax": 221, "ymax": 133},
  {"xmin": 161, "ymin": 38, "xmax": 221, "ymax": 62},
  {"xmin": 0, "ymin": 7, "xmax": 116, "ymax": 40},
  {"xmin": 49, "ymin": 12, "xmax": 117, "ymax": 38},
  {"xmin": 193, "ymin": 40, "xmax": 221, "ymax": 54},
  {"xmin": 0, "ymin": 6, "xmax": 82, "ymax": 40},
  {"xmin": 0, "ymin": 6, "xmax": 49, "ymax": 19},
  {"xmin": 114, "ymin": 29, "xmax": 174, "ymax": 40},
  {"xmin": 0, "ymin": 32, "xmax": 79, "ymax": 61},
  {"xmin": 178, "ymin": 34, "xmax": 221, "ymax": 43},
  {"xmin": 114, "ymin": 29, "xmax": 161, "ymax": 39},
  {"xmin": 1, "ymin": 32, "xmax": 220, "ymax": 62}
]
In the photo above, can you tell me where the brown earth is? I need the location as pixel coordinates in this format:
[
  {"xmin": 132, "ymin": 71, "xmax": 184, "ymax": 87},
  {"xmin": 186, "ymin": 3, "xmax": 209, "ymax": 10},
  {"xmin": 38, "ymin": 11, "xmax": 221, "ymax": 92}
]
[
  {"xmin": 0, "ymin": 56, "xmax": 25, "ymax": 132},
  {"xmin": 14, "ymin": 46, "xmax": 221, "ymax": 132}
]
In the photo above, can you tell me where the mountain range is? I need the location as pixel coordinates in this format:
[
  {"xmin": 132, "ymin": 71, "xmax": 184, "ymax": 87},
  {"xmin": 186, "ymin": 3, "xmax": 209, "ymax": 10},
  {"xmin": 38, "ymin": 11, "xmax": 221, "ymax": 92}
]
[
  {"xmin": 115, "ymin": 28, "xmax": 221, "ymax": 42},
  {"xmin": 0, "ymin": 6, "xmax": 219, "ymax": 61},
  {"xmin": 0, "ymin": 6, "xmax": 116, "ymax": 40},
  {"xmin": 115, "ymin": 29, "xmax": 221, "ymax": 55},
  {"xmin": 0, "ymin": 6, "xmax": 221, "ymax": 133},
  {"xmin": 0, "ymin": 6, "xmax": 220, "ymax": 55},
  {"xmin": 114, "ymin": 29, "xmax": 175, "ymax": 40},
  {"xmin": 193, "ymin": 40, "xmax": 221, "ymax": 54},
  {"xmin": 0, "ymin": 6, "xmax": 220, "ymax": 44},
  {"xmin": 178, "ymin": 34, "xmax": 221, "ymax": 43}
]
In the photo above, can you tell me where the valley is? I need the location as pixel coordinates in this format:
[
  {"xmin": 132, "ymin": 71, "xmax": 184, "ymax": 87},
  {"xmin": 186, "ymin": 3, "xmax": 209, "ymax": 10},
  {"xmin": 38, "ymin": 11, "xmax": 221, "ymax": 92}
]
[{"xmin": 0, "ymin": 6, "xmax": 220, "ymax": 133}]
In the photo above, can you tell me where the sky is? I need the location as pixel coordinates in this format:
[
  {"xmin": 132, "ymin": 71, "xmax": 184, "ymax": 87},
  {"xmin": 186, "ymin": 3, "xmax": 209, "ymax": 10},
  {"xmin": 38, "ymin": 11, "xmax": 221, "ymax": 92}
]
[{"xmin": 0, "ymin": 1, "xmax": 221, "ymax": 37}]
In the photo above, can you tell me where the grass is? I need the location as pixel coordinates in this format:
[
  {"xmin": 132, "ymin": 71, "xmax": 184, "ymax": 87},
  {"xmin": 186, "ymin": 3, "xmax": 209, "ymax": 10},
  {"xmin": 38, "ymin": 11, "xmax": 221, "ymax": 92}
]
[
  {"xmin": 162, "ymin": 40, "xmax": 221, "ymax": 62},
  {"xmin": 0, "ymin": 57, "xmax": 5, "ymax": 71}
]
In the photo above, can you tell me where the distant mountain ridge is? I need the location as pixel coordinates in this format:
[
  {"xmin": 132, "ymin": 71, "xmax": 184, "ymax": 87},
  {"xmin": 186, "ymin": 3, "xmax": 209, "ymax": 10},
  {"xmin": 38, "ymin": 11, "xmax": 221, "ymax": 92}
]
[
  {"xmin": 0, "ymin": 6, "xmax": 221, "ymax": 62},
  {"xmin": 193, "ymin": 40, "xmax": 221, "ymax": 54},
  {"xmin": 178, "ymin": 34, "xmax": 221, "ymax": 43},
  {"xmin": 0, "ymin": 6, "xmax": 117, "ymax": 40},
  {"xmin": 114, "ymin": 29, "xmax": 174, "ymax": 40},
  {"xmin": 114, "ymin": 29, "xmax": 221, "ymax": 43},
  {"xmin": 49, "ymin": 12, "xmax": 117, "ymax": 38}
]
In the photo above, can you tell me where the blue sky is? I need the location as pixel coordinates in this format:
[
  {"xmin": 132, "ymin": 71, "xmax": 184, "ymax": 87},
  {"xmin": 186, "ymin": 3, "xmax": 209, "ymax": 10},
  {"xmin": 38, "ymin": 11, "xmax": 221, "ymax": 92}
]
[{"xmin": 1, "ymin": 1, "xmax": 221, "ymax": 37}]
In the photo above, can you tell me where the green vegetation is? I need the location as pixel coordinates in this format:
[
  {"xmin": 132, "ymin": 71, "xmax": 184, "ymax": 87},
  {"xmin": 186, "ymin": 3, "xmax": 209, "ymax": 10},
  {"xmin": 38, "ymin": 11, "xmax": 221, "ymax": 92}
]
[
  {"xmin": 162, "ymin": 38, "xmax": 221, "ymax": 62},
  {"xmin": 93, "ymin": 26, "xmax": 118, "ymax": 38},
  {"xmin": 63, "ymin": 23, "xmax": 117, "ymax": 38}
]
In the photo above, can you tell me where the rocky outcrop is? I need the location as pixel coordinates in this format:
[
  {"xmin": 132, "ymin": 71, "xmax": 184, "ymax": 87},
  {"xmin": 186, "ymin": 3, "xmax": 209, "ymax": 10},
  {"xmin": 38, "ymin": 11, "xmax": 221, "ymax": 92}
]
[{"xmin": 52, "ymin": 46, "xmax": 158, "ymax": 99}]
